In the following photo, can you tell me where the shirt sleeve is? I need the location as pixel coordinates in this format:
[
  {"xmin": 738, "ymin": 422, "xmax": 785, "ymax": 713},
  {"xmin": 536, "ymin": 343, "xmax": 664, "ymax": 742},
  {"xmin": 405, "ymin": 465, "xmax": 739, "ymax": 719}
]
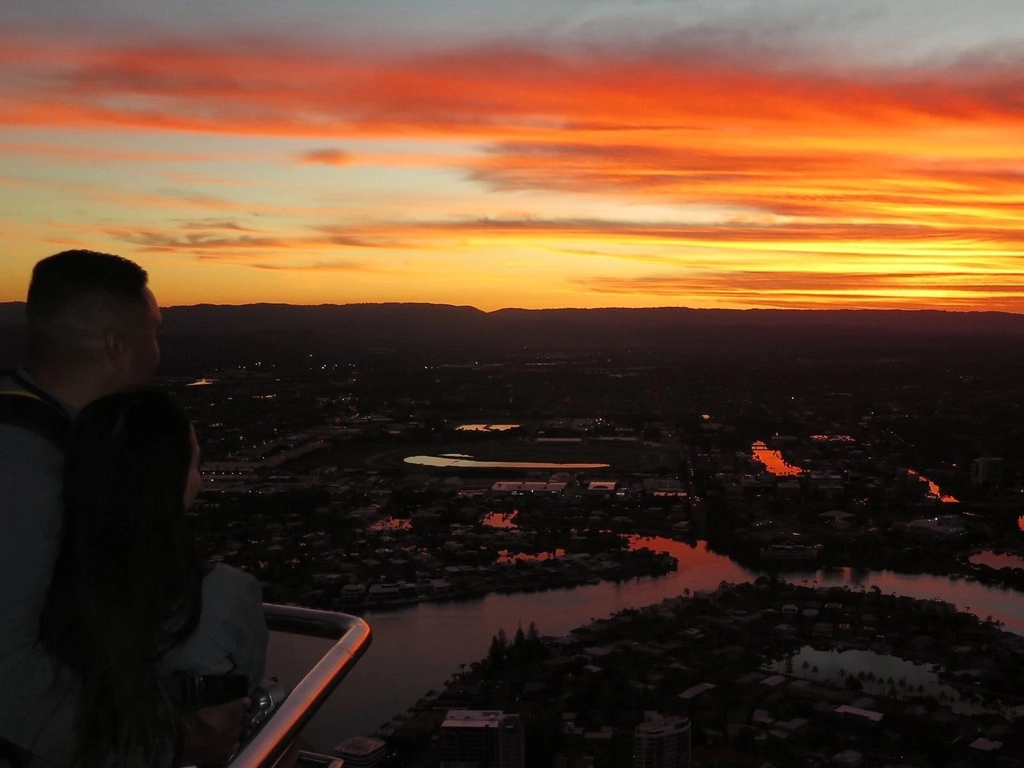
[
  {"xmin": 162, "ymin": 565, "xmax": 268, "ymax": 694},
  {"xmin": 222, "ymin": 568, "xmax": 268, "ymax": 690},
  {"xmin": 0, "ymin": 426, "xmax": 76, "ymax": 764}
]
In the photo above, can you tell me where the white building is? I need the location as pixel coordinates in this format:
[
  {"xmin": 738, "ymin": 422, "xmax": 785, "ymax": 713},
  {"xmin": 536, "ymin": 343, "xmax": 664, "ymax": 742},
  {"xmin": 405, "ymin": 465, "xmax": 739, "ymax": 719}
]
[
  {"xmin": 333, "ymin": 736, "xmax": 387, "ymax": 767},
  {"xmin": 632, "ymin": 713, "xmax": 691, "ymax": 768},
  {"xmin": 440, "ymin": 709, "xmax": 525, "ymax": 768},
  {"xmin": 971, "ymin": 457, "xmax": 1004, "ymax": 486}
]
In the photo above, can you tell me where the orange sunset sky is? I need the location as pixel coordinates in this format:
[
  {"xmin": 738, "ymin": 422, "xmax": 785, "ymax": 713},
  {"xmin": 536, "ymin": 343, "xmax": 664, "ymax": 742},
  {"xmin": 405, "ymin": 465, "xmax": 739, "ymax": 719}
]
[{"xmin": 1, "ymin": 1, "xmax": 1023, "ymax": 312}]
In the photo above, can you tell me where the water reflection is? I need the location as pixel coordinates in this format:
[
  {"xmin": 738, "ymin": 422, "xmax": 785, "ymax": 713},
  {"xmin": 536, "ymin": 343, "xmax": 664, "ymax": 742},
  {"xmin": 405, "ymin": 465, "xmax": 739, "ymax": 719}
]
[
  {"xmin": 370, "ymin": 517, "xmax": 412, "ymax": 532},
  {"xmin": 969, "ymin": 551, "xmax": 1024, "ymax": 570},
  {"xmin": 805, "ymin": 566, "xmax": 1024, "ymax": 635},
  {"xmin": 751, "ymin": 441, "xmax": 802, "ymax": 476},
  {"xmin": 277, "ymin": 539, "xmax": 1024, "ymax": 750},
  {"xmin": 907, "ymin": 469, "xmax": 958, "ymax": 503},
  {"xmin": 496, "ymin": 548, "xmax": 566, "ymax": 564},
  {"xmin": 456, "ymin": 424, "xmax": 521, "ymax": 432},
  {"xmin": 280, "ymin": 537, "xmax": 758, "ymax": 748},
  {"xmin": 482, "ymin": 511, "xmax": 519, "ymax": 529},
  {"xmin": 405, "ymin": 455, "xmax": 608, "ymax": 469}
]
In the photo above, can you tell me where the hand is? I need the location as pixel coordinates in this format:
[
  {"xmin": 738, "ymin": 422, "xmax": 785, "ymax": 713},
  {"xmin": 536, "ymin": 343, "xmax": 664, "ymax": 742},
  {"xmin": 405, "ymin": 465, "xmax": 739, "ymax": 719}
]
[{"xmin": 179, "ymin": 697, "xmax": 250, "ymax": 766}]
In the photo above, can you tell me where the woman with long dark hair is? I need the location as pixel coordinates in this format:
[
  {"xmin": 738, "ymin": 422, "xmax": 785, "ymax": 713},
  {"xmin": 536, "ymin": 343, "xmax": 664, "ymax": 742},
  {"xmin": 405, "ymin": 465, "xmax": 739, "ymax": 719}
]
[{"xmin": 40, "ymin": 390, "xmax": 266, "ymax": 767}]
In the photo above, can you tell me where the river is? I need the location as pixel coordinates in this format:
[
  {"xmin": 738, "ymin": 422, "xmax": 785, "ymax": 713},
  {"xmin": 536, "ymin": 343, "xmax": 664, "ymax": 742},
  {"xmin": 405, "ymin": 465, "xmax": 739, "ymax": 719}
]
[{"xmin": 269, "ymin": 538, "xmax": 1024, "ymax": 751}]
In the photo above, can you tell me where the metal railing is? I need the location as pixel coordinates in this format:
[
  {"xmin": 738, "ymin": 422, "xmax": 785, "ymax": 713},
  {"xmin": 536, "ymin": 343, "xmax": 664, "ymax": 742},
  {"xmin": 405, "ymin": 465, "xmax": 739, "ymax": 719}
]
[{"xmin": 228, "ymin": 604, "xmax": 372, "ymax": 768}]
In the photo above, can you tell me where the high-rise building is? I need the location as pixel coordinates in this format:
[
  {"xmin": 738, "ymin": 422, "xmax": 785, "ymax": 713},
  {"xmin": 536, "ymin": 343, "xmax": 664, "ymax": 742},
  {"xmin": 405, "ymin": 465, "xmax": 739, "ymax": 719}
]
[
  {"xmin": 971, "ymin": 457, "xmax": 1004, "ymax": 487},
  {"xmin": 440, "ymin": 709, "xmax": 525, "ymax": 768},
  {"xmin": 333, "ymin": 735, "xmax": 387, "ymax": 767},
  {"xmin": 632, "ymin": 714, "xmax": 691, "ymax": 768}
]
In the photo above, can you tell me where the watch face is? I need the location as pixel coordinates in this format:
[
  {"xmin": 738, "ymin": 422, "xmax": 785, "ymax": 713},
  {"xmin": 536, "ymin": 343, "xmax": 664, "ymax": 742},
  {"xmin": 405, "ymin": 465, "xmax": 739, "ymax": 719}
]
[
  {"xmin": 207, "ymin": 673, "xmax": 250, "ymax": 706},
  {"xmin": 165, "ymin": 671, "xmax": 251, "ymax": 709}
]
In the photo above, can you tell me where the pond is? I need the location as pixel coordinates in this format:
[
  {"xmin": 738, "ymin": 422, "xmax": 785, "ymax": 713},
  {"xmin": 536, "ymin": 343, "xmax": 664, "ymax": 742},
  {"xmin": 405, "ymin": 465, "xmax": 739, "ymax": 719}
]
[
  {"xmin": 404, "ymin": 455, "xmax": 609, "ymax": 469},
  {"xmin": 764, "ymin": 646, "xmax": 996, "ymax": 715}
]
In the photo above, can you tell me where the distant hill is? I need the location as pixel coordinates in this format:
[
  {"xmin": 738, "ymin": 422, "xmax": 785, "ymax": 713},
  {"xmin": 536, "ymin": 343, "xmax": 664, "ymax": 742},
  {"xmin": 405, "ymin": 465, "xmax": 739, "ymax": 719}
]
[
  {"xmin": 163, "ymin": 302, "xmax": 487, "ymax": 339},
  {"xmin": 3, "ymin": 302, "xmax": 1023, "ymax": 371}
]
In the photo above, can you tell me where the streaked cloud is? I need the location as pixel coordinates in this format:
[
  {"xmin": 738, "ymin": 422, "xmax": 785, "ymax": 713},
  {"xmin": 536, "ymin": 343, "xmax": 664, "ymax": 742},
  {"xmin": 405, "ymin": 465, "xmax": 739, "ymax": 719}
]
[
  {"xmin": 177, "ymin": 219, "xmax": 258, "ymax": 232},
  {"xmin": 0, "ymin": 141, "xmax": 211, "ymax": 164},
  {"xmin": 246, "ymin": 259, "xmax": 370, "ymax": 272},
  {"xmin": 572, "ymin": 271, "xmax": 1024, "ymax": 312},
  {"xmin": 1, "ymin": 36, "xmax": 1018, "ymax": 138},
  {"xmin": 1, "ymin": 8, "xmax": 1023, "ymax": 311},
  {"xmin": 298, "ymin": 148, "xmax": 353, "ymax": 166},
  {"xmin": 108, "ymin": 230, "xmax": 287, "ymax": 252},
  {"xmin": 106, "ymin": 221, "xmax": 401, "ymax": 257}
]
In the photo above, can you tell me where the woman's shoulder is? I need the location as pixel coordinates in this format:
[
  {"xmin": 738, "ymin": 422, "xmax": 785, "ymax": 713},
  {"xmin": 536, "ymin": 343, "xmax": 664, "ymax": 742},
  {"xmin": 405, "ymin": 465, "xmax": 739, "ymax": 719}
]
[
  {"xmin": 162, "ymin": 564, "xmax": 267, "ymax": 682},
  {"xmin": 204, "ymin": 562, "xmax": 258, "ymax": 584},
  {"xmin": 202, "ymin": 563, "xmax": 263, "ymax": 604}
]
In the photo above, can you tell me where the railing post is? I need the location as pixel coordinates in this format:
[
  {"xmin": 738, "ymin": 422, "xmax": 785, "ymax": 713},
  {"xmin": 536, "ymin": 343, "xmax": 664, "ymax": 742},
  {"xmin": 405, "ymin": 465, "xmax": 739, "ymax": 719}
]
[{"xmin": 228, "ymin": 605, "xmax": 372, "ymax": 768}]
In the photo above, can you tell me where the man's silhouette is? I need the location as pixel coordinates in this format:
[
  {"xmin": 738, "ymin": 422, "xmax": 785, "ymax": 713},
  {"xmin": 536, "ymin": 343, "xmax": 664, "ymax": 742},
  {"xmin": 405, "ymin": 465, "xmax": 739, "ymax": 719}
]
[{"xmin": 0, "ymin": 250, "xmax": 245, "ymax": 766}]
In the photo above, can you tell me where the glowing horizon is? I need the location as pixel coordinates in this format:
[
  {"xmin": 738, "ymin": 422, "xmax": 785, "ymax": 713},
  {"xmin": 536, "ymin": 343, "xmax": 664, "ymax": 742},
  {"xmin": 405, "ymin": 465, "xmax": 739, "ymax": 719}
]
[{"xmin": 2, "ymin": 2, "xmax": 1023, "ymax": 313}]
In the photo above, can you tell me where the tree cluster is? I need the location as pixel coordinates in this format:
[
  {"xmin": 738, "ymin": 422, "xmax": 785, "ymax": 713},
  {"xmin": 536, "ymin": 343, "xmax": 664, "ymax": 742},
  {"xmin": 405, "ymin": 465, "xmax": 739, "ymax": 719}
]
[{"xmin": 486, "ymin": 622, "xmax": 546, "ymax": 667}]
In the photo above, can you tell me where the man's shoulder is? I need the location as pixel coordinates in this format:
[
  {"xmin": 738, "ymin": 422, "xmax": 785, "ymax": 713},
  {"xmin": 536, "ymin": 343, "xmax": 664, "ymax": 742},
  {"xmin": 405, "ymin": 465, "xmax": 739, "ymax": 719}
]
[
  {"xmin": 0, "ymin": 418, "xmax": 65, "ymax": 485},
  {"xmin": 0, "ymin": 374, "xmax": 70, "ymax": 458},
  {"xmin": 0, "ymin": 422, "xmax": 63, "ymax": 460}
]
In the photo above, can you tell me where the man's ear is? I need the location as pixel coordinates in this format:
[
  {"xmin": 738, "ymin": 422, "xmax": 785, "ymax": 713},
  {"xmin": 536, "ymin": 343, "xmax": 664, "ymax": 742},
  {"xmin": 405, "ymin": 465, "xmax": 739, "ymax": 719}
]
[{"xmin": 102, "ymin": 329, "xmax": 130, "ymax": 370}]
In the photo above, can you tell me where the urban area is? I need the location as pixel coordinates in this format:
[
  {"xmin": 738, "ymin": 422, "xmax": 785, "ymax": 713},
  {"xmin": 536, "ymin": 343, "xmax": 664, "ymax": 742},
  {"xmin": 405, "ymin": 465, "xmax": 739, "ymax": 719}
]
[{"xmin": 166, "ymin": 341, "xmax": 1024, "ymax": 768}]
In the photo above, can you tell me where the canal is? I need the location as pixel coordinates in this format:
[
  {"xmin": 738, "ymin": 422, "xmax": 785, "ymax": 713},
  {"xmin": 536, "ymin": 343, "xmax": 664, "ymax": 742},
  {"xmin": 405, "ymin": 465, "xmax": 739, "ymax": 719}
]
[{"xmin": 273, "ymin": 537, "xmax": 1024, "ymax": 751}]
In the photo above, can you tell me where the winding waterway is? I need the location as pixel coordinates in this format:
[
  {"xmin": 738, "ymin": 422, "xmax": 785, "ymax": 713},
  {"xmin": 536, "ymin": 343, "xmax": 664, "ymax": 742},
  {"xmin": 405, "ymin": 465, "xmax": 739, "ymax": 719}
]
[{"xmin": 271, "ymin": 538, "xmax": 1024, "ymax": 750}]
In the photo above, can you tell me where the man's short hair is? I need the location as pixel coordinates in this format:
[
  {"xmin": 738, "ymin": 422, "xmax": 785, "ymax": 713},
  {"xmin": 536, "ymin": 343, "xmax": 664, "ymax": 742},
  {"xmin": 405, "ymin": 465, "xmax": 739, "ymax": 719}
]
[
  {"xmin": 26, "ymin": 251, "xmax": 150, "ymax": 358},
  {"xmin": 27, "ymin": 250, "xmax": 149, "ymax": 326}
]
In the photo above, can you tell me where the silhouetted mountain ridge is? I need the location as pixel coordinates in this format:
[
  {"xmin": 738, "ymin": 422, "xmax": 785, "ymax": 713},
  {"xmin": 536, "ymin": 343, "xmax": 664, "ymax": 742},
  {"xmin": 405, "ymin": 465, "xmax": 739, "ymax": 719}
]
[
  {"xmin": 4, "ymin": 301, "xmax": 1022, "ymax": 333},
  {"xmin": 2, "ymin": 302, "xmax": 1023, "ymax": 369}
]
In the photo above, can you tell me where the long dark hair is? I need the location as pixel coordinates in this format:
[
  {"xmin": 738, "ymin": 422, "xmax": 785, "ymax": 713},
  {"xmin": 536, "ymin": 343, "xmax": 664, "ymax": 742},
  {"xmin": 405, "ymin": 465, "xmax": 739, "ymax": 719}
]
[{"xmin": 40, "ymin": 390, "xmax": 203, "ymax": 768}]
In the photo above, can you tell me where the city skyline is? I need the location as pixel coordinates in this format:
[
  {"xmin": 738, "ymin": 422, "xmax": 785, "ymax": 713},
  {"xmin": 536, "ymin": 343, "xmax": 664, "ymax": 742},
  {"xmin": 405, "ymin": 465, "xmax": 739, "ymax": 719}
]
[{"xmin": 2, "ymin": 1, "xmax": 1023, "ymax": 312}]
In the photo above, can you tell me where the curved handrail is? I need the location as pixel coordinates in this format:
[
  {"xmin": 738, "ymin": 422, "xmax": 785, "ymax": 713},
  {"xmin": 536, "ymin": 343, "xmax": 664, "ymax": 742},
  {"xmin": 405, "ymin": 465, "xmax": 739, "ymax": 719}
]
[{"xmin": 229, "ymin": 604, "xmax": 372, "ymax": 768}]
